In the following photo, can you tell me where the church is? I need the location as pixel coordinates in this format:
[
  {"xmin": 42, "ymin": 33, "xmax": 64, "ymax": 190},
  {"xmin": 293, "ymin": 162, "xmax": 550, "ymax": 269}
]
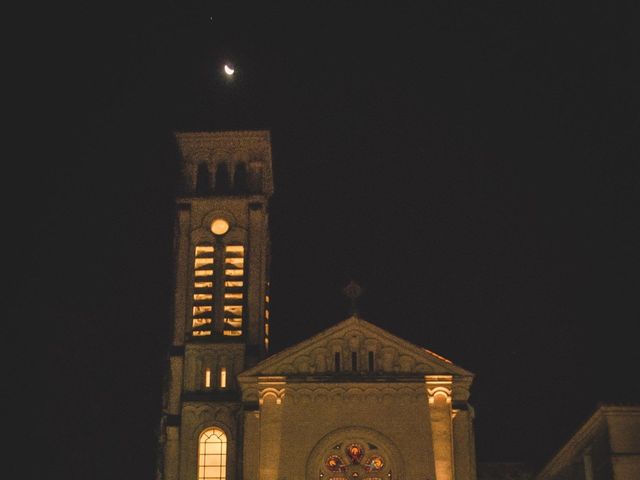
[{"xmin": 157, "ymin": 129, "xmax": 477, "ymax": 480}]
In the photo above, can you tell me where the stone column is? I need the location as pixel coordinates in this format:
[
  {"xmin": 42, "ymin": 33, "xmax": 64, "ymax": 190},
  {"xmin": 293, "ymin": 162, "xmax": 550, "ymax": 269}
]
[
  {"xmin": 426, "ymin": 375, "xmax": 454, "ymax": 480},
  {"xmin": 258, "ymin": 377, "xmax": 286, "ymax": 480}
]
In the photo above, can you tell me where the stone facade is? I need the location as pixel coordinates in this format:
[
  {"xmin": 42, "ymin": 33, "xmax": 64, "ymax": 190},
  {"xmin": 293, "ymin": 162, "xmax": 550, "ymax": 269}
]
[
  {"xmin": 158, "ymin": 130, "xmax": 478, "ymax": 480},
  {"xmin": 237, "ymin": 316, "xmax": 477, "ymax": 480}
]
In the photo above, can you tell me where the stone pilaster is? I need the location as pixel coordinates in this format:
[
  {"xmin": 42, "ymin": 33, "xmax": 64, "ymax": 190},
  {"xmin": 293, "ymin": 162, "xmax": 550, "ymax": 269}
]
[
  {"xmin": 452, "ymin": 407, "xmax": 476, "ymax": 480},
  {"xmin": 258, "ymin": 377, "xmax": 286, "ymax": 480},
  {"xmin": 168, "ymin": 356, "xmax": 183, "ymax": 415},
  {"xmin": 243, "ymin": 410, "xmax": 260, "ymax": 480},
  {"xmin": 247, "ymin": 202, "xmax": 266, "ymax": 350},
  {"xmin": 426, "ymin": 375, "xmax": 454, "ymax": 480},
  {"xmin": 173, "ymin": 206, "xmax": 190, "ymax": 343},
  {"xmin": 163, "ymin": 425, "xmax": 180, "ymax": 480}
]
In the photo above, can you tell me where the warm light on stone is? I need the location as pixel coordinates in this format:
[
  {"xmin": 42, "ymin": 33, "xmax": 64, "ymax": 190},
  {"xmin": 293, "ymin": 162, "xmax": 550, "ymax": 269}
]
[
  {"xmin": 220, "ymin": 367, "xmax": 227, "ymax": 388},
  {"xmin": 159, "ymin": 131, "xmax": 480, "ymax": 480}
]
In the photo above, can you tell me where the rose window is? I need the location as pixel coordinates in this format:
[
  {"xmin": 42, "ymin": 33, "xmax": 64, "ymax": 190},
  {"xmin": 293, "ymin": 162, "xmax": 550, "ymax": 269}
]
[{"xmin": 320, "ymin": 442, "xmax": 390, "ymax": 480}]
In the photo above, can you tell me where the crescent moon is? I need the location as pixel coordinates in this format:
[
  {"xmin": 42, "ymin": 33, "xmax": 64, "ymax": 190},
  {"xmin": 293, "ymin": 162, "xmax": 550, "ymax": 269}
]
[{"xmin": 224, "ymin": 64, "xmax": 235, "ymax": 75}]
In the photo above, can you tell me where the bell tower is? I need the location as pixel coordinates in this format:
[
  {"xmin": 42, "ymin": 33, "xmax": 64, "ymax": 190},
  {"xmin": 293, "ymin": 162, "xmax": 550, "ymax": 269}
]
[{"xmin": 159, "ymin": 130, "xmax": 274, "ymax": 480}]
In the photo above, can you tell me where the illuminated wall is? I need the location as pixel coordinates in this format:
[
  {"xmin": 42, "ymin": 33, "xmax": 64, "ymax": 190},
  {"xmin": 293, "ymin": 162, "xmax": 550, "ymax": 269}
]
[
  {"xmin": 158, "ymin": 131, "xmax": 477, "ymax": 480},
  {"xmin": 237, "ymin": 318, "xmax": 477, "ymax": 480},
  {"xmin": 159, "ymin": 131, "xmax": 273, "ymax": 480}
]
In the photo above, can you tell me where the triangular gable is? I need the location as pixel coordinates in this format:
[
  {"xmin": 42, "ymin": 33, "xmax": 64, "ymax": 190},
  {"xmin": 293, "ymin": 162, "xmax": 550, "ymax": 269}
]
[{"xmin": 240, "ymin": 316, "xmax": 473, "ymax": 378}]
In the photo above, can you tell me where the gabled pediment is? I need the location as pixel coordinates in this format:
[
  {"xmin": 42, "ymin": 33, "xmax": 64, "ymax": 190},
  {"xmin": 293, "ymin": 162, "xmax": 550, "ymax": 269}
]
[{"xmin": 240, "ymin": 316, "xmax": 473, "ymax": 379}]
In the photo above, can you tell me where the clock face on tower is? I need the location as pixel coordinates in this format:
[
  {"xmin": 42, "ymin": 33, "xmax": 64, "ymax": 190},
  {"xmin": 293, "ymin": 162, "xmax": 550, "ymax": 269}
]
[{"xmin": 210, "ymin": 218, "xmax": 230, "ymax": 235}]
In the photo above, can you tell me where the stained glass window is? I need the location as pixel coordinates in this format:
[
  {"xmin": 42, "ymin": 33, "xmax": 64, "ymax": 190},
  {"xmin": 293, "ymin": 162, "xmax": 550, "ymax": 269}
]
[
  {"xmin": 363, "ymin": 456, "xmax": 384, "ymax": 472},
  {"xmin": 320, "ymin": 441, "xmax": 389, "ymax": 480},
  {"xmin": 346, "ymin": 443, "xmax": 364, "ymax": 464},
  {"xmin": 327, "ymin": 455, "xmax": 346, "ymax": 472}
]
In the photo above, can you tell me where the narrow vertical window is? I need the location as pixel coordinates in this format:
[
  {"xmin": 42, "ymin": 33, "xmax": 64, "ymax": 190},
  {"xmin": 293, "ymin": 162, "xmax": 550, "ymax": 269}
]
[
  {"xmin": 368, "ymin": 351, "xmax": 375, "ymax": 372},
  {"xmin": 193, "ymin": 245, "xmax": 215, "ymax": 336},
  {"xmin": 334, "ymin": 352, "xmax": 341, "ymax": 372},
  {"xmin": 198, "ymin": 428, "xmax": 227, "ymax": 480},
  {"xmin": 220, "ymin": 367, "xmax": 227, "ymax": 389},
  {"xmin": 205, "ymin": 368, "xmax": 212, "ymax": 388},
  {"xmin": 351, "ymin": 352, "xmax": 358, "ymax": 371},
  {"xmin": 223, "ymin": 245, "xmax": 244, "ymax": 336}
]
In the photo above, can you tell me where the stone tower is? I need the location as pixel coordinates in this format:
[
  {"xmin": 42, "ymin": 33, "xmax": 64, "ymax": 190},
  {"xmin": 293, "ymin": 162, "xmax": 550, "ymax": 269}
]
[
  {"xmin": 158, "ymin": 130, "xmax": 477, "ymax": 480},
  {"xmin": 159, "ymin": 130, "xmax": 274, "ymax": 480}
]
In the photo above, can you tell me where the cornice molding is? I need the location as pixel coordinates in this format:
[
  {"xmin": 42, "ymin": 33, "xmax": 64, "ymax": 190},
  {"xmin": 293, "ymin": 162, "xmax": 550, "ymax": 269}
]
[
  {"xmin": 535, "ymin": 405, "xmax": 640, "ymax": 480},
  {"xmin": 239, "ymin": 316, "xmax": 473, "ymax": 379}
]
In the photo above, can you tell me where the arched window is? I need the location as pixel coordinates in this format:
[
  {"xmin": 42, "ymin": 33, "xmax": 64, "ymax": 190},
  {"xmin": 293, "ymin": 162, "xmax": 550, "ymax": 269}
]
[
  {"xmin": 232, "ymin": 162, "xmax": 248, "ymax": 192},
  {"xmin": 214, "ymin": 163, "xmax": 231, "ymax": 193},
  {"xmin": 198, "ymin": 427, "xmax": 227, "ymax": 480},
  {"xmin": 196, "ymin": 163, "xmax": 211, "ymax": 194}
]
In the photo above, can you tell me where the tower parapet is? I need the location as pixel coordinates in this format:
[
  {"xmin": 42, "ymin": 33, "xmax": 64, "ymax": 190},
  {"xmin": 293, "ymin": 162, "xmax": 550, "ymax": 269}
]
[{"xmin": 175, "ymin": 130, "xmax": 274, "ymax": 196}]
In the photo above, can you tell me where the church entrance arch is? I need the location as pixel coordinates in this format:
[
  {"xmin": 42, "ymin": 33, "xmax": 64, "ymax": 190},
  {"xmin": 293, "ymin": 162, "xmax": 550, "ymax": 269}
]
[{"xmin": 305, "ymin": 427, "xmax": 405, "ymax": 480}]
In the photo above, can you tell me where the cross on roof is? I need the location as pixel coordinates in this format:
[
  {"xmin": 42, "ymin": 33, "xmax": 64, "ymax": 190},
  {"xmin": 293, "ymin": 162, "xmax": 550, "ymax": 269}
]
[{"xmin": 342, "ymin": 280, "xmax": 364, "ymax": 316}]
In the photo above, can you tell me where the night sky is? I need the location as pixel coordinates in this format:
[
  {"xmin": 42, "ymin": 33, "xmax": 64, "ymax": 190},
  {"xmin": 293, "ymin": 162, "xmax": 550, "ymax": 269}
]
[{"xmin": 34, "ymin": 2, "xmax": 639, "ymax": 480}]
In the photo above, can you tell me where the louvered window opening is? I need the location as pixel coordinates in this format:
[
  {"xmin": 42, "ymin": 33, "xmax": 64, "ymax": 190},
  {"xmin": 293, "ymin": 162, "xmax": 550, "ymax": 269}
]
[{"xmin": 191, "ymin": 244, "xmax": 245, "ymax": 336}]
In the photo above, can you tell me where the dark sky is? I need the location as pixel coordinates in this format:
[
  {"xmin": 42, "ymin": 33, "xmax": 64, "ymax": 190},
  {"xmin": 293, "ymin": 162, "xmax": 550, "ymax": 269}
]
[{"xmin": 32, "ymin": 2, "xmax": 639, "ymax": 480}]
